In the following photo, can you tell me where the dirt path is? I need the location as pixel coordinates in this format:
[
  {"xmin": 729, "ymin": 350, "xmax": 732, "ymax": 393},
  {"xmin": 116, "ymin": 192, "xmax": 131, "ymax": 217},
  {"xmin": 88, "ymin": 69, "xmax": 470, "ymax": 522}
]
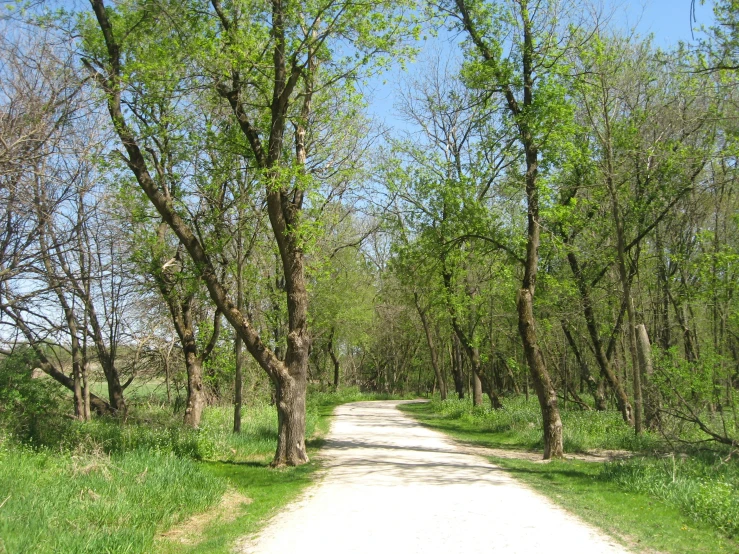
[{"xmin": 240, "ymin": 400, "xmax": 630, "ymax": 554}]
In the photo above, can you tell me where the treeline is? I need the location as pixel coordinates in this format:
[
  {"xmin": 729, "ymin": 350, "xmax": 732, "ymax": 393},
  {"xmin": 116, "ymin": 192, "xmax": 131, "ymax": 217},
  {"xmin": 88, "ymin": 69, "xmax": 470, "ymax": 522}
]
[{"xmin": 0, "ymin": 0, "xmax": 737, "ymax": 464}]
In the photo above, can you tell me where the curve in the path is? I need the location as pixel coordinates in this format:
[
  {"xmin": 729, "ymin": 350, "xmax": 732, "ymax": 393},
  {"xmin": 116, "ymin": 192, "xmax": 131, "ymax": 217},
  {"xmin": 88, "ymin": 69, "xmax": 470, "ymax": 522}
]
[{"xmin": 241, "ymin": 400, "xmax": 630, "ymax": 554}]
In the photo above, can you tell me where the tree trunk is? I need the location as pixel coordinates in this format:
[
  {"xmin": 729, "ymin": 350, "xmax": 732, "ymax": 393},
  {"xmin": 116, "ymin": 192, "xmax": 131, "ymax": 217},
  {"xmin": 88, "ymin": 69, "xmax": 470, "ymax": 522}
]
[
  {"xmin": 415, "ymin": 294, "xmax": 446, "ymax": 400},
  {"xmin": 273, "ymin": 370, "xmax": 309, "ymax": 466},
  {"xmin": 655, "ymin": 226, "xmax": 671, "ymax": 350},
  {"xmin": 164, "ymin": 347, "xmax": 172, "ymax": 405},
  {"xmin": 327, "ymin": 327, "xmax": 340, "ymax": 389},
  {"xmin": 100, "ymin": 359, "xmax": 126, "ymax": 415},
  {"xmin": 332, "ymin": 350, "xmax": 340, "ymax": 389},
  {"xmin": 636, "ymin": 324, "xmax": 660, "ymax": 430},
  {"xmin": 183, "ymin": 338, "xmax": 205, "ymax": 428},
  {"xmin": 451, "ymin": 337, "xmax": 465, "ymax": 399},
  {"xmin": 472, "ymin": 372, "xmax": 483, "ymax": 406},
  {"xmin": 566, "ymin": 251, "xmax": 634, "ymax": 423},
  {"xmin": 234, "ymin": 240, "xmax": 244, "ymax": 433},
  {"xmin": 234, "ymin": 334, "xmax": 243, "ymax": 433},
  {"xmin": 518, "ymin": 290, "xmax": 563, "ymax": 459},
  {"xmin": 268, "ymin": 221, "xmax": 311, "ymax": 466},
  {"xmin": 561, "ymin": 321, "xmax": 607, "ymax": 410},
  {"xmin": 82, "ymin": 361, "xmax": 91, "ymax": 422}
]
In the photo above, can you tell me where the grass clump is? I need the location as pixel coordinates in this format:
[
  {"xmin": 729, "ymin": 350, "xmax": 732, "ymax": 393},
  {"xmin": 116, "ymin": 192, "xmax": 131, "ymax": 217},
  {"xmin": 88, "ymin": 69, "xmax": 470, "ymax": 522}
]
[
  {"xmin": 603, "ymin": 452, "xmax": 739, "ymax": 538},
  {"xmin": 0, "ymin": 440, "xmax": 224, "ymax": 554}
]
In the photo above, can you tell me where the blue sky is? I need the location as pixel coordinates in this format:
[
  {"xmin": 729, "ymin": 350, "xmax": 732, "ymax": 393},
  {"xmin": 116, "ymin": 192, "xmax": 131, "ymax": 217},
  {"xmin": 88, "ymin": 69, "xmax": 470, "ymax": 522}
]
[
  {"xmin": 366, "ymin": 0, "xmax": 718, "ymax": 130},
  {"xmin": 614, "ymin": 0, "xmax": 714, "ymax": 45}
]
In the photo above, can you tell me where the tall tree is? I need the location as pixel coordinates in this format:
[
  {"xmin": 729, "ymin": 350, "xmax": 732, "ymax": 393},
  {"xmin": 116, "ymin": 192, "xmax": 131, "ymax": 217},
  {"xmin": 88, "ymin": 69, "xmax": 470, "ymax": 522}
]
[
  {"xmin": 81, "ymin": 0, "xmax": 415, "ymax": 465},
  {"xmin": 445, "ymin": 0, "xmax": 581, "ymax": 458}
]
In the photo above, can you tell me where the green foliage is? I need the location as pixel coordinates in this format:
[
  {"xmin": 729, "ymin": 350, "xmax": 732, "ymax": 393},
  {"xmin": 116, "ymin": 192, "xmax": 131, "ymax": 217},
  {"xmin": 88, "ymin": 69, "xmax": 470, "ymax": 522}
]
[
  {"xmin": 699, "ymin": 0, "xmax": 739, "ymax": 71},
  {"xmin": 651, "ymin": 347, "xmax": 738, "ymax": 444},
  {"xmin": 0, "ymin": 349, "xmax": 64, "ymax": 444}
]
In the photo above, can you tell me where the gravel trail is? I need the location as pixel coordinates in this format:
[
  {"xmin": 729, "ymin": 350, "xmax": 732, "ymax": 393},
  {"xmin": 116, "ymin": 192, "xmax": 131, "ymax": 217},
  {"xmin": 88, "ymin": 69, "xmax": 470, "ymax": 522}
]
[{"xmin": 241, "ymin": 400, "xmax": 630, "ymax": 554}]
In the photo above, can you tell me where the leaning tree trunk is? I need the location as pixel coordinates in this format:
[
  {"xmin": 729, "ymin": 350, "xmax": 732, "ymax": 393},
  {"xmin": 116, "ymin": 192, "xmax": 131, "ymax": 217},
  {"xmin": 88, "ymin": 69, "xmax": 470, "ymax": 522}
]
[
  {"xmin": 414, "ymin": 294, "xmax": 447, "ymax": 400},
  {"xmin": 453, "ymin": 0, "xmax": 562, "ymax": 458},
  {"xmin": 566, "ymin": 250, "xmax": 633, "ymax": 423},
  {"xmin": 561, "ymin": 321, "xmax": 607, "ymax": 411},
  {"xmin": 517, "ymin": 134, "xmax": 563, "ymax": 459},
  {"xmin": 518, "ymin": 289, "xmax": 563, "ymax": 459}
]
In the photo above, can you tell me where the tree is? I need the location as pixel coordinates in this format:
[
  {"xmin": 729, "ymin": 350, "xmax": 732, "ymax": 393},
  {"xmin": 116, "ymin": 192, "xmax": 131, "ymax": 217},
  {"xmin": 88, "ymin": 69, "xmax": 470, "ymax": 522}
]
[
  {"xmin": 81, "ymin": 0, "xmax": 415, "ymax": 465},
  {"xmin": 443, "ymin": 0, "xmax": 582, "ymax": 458}
]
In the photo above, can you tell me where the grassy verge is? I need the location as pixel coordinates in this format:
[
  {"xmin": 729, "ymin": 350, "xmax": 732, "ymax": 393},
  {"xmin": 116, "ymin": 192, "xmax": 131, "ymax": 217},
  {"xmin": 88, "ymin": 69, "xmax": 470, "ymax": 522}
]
[
  {"xmin": 0, "ymin": 445, "xmax": 224, "ymax": 554},
  {"xmin": 400, "ymin": 398, "xmax": 739, "ymax": 553},
  {"xmin": 0, "ymin": 387, "xmax": 393, "ymax": 554}
]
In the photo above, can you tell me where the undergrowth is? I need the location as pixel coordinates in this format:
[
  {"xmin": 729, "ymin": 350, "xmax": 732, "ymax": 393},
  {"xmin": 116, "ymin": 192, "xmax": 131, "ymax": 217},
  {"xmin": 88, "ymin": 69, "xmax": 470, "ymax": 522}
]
[
  {"xmin": 603, "ymin": 452, "xmax": 739, "ymax": 538},
  {"xmin": 419, "ymin": 396, "xmax": 660, "ymax": 452}
]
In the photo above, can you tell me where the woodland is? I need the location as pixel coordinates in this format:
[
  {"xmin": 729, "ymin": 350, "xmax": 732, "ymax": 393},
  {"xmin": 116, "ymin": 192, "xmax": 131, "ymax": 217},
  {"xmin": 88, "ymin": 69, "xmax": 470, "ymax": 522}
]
[{"xmin": 0, "ymin": 0, "xmax": 738, "ymax": 552}]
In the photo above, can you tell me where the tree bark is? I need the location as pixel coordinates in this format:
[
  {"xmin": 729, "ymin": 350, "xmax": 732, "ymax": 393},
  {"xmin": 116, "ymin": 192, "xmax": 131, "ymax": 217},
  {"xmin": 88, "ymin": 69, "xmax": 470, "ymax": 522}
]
[
  {"xmin": 561, "ymin": 320, "xmax": 607, "ymax": 410},
  {"xmin": 234, "ymin": 333, "xmax": 243, "ymax": 432},
  {"xmin": 518, "ymin": 289, "xmax": 563, "ymax": 458},
  {"xmin": 566, "ymin": 250, "xmax": 634, "ymax": 423},
  {"xmin": 273, "ymin": 365, "xmax": 309, "ymax": 465},
  {"xmin": 636, "ymin": 324, "xmax": 660, "ymax": 430},
  {"xmin": 451, "ymin": 336, "xmax": 465, "ymax": 399},
  {"xmin": 327, "ymin": 327, "xmax": 341, "ymax": 389},
  {"xmin": 182, "ymin": 334, "xmax": 205, "ymax": 428},
  {"xmin": 414, "ymin": 293, "xmax": 447, "ymax": 400},
  {"xmin": 234, "ymin": 238, "xmax": 244, "ymax": 433}
]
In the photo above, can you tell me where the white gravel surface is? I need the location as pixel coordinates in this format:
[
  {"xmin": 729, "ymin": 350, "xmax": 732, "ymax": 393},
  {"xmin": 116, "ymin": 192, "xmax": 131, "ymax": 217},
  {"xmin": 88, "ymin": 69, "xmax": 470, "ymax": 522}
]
[{"xmin": 240, "ymin": 400, "xmax": 631, "ymax": 554}]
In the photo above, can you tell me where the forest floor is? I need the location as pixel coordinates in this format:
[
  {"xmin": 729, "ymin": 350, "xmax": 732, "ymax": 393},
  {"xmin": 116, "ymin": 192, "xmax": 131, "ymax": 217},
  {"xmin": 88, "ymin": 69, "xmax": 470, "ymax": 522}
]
[{"xmin": 238, "ymin": 400, "xmax": 629, "ymax": 554}]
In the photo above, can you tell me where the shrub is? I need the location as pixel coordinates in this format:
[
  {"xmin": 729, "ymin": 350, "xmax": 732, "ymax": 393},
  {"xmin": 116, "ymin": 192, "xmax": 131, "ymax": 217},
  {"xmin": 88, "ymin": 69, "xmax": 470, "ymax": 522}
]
[{"xmin": 0, "ymin": 348, "xmax": 65, "ymax": 443}]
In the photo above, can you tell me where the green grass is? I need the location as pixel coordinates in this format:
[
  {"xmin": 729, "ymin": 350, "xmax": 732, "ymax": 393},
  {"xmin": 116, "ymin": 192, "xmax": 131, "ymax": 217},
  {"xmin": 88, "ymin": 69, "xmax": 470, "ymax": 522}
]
[
  {"xmin": 0, "ymin": 387, "xmax": 401, "ymax": 554},
  {"xmin": 602, "ymin": 453, "xmax": 739, "ymax": 539},
  {"xmin": 400, "ymin": 397, "xmax": 739, "ymax": 553},
  {"xmin": 401, "ymin": 396, "xmax": 659, "ymax": 452},
  {"xmin": 0, "ymin": 444, "xmax": 224, "ymax": 554}
]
